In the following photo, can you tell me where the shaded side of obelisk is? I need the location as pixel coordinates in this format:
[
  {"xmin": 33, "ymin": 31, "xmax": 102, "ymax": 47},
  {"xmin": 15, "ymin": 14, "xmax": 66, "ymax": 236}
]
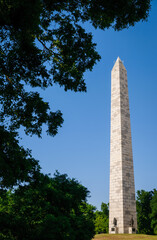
[{"xmin": 109, "ymin": 57, "xmax": 137, "ymax": 234}]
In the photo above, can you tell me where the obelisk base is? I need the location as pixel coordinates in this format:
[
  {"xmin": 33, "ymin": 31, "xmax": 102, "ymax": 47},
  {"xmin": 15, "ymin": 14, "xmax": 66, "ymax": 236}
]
[
  {"xmin": 110, "ymin": 227, "xmax": 118, "ymax": 234},
  {"xmin": 128, "ymin": 227, "xmax": 136, "ymax": 234}
]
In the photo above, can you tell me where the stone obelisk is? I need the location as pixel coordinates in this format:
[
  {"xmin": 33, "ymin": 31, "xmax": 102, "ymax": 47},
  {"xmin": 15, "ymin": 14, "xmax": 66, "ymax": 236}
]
[{"xmin": 109, "ymin": 57, "xmax": 137, "ymax": 234}]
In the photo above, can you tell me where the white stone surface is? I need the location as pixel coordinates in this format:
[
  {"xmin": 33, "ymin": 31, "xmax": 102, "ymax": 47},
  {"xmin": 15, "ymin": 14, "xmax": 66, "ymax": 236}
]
[{"xmin": 109, "ymin": 57, "xmax": 137, "ymax": 234}]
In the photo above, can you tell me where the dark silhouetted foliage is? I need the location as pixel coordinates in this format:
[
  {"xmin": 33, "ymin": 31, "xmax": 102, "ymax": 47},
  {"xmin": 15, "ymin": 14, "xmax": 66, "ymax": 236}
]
[
  {"xmin": 0, "ymin": 126, "xmax": 40, "ymax": 188},
  {"xmin": 136, "ymin": 190, "xmax": 154, "ymax": 234},
  {"xmin": 0, "ymin": 1, "xmax": 153, "ymax": 239},
  {"xmin": 0, "ymin": 0, "xmax": 151, "ymax": 137},
  {"xmin": 0, "ymin": 172, "xmax": 95, "ymax": 240},
  {"xmin": 150, "ymin": 189, "xmax": 157, "ymax": 234},
  {"xmin": 0, "ymin": 0, "xmax": 151, "ymax": 187}
]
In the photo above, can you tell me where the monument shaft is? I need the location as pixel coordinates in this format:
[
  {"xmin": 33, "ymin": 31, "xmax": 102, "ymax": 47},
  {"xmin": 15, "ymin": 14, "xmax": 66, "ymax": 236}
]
[{"xmin": 109, "ymin": 57, "xmax": 137, "ymax": 234}]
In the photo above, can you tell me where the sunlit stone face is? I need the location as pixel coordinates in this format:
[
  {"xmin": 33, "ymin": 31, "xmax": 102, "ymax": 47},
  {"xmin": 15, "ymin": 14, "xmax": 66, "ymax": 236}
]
[{"xmin": 109, "ymin": 57, "xmax": 137, "ymax": 234}]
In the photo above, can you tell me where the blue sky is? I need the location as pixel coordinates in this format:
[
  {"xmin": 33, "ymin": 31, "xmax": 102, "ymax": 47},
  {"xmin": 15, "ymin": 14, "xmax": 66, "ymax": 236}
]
[{"xmin": 20, "ymin": 1, "xmax": 157, "ymax": 209}]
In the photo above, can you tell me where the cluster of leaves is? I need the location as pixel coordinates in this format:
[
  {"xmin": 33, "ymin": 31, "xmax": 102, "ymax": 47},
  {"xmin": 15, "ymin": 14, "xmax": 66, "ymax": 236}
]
[
  {"xmin": 94, "ymin": 202, "xmax": 109, "ymax": 234},
  {"xmin": 136, "ymin": 189, "xmax": 157, "ymax": 235},
  {"xmin": 0, "ymin": 171, "xmax": 95, "ymax": 240},
  {"xmin": 0, "ymin": 126, "xmax": 40, "ymax": 188},
  {"xmin": 0, "ymin": 1, "xmax": 152, "ymax": 239},
  {"xmin": 150, "ymin": 190, "xmax": 157, "ymax": 234},
  {"xmin": 0, "ymin": 0, "xmax": 151, "ymax": 188},
  {"xmin": 0, "ymin": 0, "xmax": 151, "ymax": 137}
]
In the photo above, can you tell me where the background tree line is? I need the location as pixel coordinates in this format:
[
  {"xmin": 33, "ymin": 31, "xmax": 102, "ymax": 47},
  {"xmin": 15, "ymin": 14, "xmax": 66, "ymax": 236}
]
[
  {"xmin": 0, "ymin": 186, "xmax": 157, "ymax": 239},
  {"xmin": 94, "ymin": 189, "xmax": 157, "ymax": 235}
]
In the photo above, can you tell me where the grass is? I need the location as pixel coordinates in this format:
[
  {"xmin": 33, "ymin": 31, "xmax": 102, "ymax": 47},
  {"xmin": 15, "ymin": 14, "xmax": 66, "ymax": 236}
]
[{"xmin": 93, "ymin": 234, "xmax": 157, "ymax": 240}]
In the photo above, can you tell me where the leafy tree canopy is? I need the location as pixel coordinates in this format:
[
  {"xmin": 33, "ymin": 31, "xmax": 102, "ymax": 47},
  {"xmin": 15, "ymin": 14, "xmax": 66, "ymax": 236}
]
[
  {"xmin": 101, "ymin": 202, "xmax": 109, "ymax": 217},
  {"xmin": 0, "ymin": 0, "xmax": 151, "ymax": 187},
  {"xmin": 0, "ymin": 126, "xmax": 40, "ymax": 188},
  {"xmin": 150, "ymin": 189, "xmax": 157, "ymax": 234},
  {"xmin": 94, "ymin": 202, "xmax": 109, "ymax": 234},
  {"xmin": 136, "ymin": 190, "xmax": 154, "ymax": 234},
  {"xmin": 0, "ymin": 0, "xmax": 151, "ymax": 137},
  {"xmin": 0, "ymin": 171, "xmax": 95, "ymax": 240}
]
